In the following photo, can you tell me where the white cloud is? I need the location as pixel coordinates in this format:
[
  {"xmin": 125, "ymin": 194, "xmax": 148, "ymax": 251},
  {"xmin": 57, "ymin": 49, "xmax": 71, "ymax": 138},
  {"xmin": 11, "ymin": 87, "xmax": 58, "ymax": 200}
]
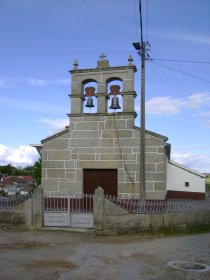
[
  {"xmin": 186, "ymin": 93, "xmax": 210, "ymax": 109},
  {"xmin": 180, "ymin": 34, "xmax": 210, "ymax": 46},
  {"xmin": 145, "ymin": 93, "xmax": 210, "ymax": 120},
  {"xmin": 171, "ymin": 149, "xmax": 210, "ymax": 173},
  {"xmin": 28, "ymin": 78, "xmax": 47, "ymax": 86},
  {"xmin": 0, "ymin": 144, "xmax": 39, "ymax": 167},
  {"xmin": 205, "ymin": 120, "xmax": 210, "ymax": 128},
  {"xmin": 0, "ymin": 96, "xmax": 51, "ymax": 113},
  {"xmin": 0, "ymin": 96, "xmax": 68, "ymax": 113},
  {"xmin": 146, "ymin": 96, "xmax": 185, "ymax": 115},
  {"xmin": 150, "ymin": 31, "xmax": 210, "ymax": 45},
  {"xmin": 40, "ymin": 118, "xmax": 69, "ymax": 135},
  {"xmin": 28, "ymin": 78, "xmax": 69, "ymax": 87},
  {"xmin": 201, "ymin": 111, "xmax": 210, "ymax": 117},
  {"xmin": 0, "ymin": 77, "xmax": 69, "ymax": 87}
]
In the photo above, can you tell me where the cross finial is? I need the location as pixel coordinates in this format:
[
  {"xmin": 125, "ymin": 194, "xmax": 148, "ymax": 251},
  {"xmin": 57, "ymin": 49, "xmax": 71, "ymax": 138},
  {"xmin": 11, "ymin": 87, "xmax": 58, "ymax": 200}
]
[
  {"xmin": 97, "ymin": 53, "xmax": 109, "ymax": 68},
  {"xmin": 99, "ymin": 53, "xmax": 106, "ymax": 61}
]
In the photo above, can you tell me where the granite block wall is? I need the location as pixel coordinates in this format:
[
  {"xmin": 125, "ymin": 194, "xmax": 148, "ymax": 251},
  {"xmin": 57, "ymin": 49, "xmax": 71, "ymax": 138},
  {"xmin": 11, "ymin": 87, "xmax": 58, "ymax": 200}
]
[{"xmin": 41, "ymin": 113, "xmax": 166, "ymax": 199}]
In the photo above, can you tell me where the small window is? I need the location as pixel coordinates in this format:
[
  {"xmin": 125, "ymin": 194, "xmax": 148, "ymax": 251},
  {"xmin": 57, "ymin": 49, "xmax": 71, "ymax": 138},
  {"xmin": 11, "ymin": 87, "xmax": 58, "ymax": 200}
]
[{"xmin": 185, "ymin": 182, "xmax": 190, "ymax": 187}]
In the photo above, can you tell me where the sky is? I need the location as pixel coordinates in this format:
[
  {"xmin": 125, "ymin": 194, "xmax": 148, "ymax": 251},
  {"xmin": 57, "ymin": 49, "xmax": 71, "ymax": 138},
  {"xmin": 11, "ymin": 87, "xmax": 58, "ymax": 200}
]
[{"xmin": 0, "ymin": 0, "xmax": 210, "ymax": 173}]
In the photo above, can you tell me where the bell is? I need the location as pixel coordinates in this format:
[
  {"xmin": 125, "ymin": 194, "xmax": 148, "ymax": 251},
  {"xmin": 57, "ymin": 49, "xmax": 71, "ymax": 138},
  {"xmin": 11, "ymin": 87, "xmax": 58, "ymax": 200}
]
[
  {"xmin": 85, "ymin": 96, "xmax": 94, "ymax": 108},
  {"xmin": 110, "ymin": 95, "xmax": 121, "ymax": 110}
]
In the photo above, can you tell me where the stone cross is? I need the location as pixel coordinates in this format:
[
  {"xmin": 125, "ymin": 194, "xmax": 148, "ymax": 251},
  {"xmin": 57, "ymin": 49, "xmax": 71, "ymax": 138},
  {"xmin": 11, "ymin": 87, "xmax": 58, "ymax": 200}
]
[
  {"xmin": 99, "ymin": 53, "xmax": 106, "ymax": 61},
  {"xmin": 97, "ymin": 53, "xmax": 109, "ymax": 68}
]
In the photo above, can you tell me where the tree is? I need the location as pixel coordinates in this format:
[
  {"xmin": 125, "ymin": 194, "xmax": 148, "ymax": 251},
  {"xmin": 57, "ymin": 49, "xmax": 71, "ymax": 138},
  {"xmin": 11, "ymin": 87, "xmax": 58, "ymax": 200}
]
[
  {"xmin": 32, "ymin": 159, "xmax": 41, "ymax": 186},
  {"xmin": 0, "ymin": 164, "xmax": 16, "ymax": 175}
]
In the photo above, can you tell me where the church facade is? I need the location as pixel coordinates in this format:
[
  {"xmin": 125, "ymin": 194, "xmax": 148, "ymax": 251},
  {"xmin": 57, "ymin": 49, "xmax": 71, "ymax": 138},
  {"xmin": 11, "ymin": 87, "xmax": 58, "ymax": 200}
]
[{"xmin": 34, "ymin": 55, "xmax": 205, "ymax": 200}]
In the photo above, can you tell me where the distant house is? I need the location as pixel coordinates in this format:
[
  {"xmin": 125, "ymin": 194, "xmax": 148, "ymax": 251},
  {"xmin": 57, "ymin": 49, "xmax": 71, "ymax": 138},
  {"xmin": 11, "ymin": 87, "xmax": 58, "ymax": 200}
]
[
  {"xmin": 32, "ymin": 55, "xmax": 206, "ymax": 200},
  {"xmin": 166, "ymin": 160, "xmax": 206, "ymax": 200},
  {"xmin": 0, "ymin": 176, "xmax": 34, "ymax": 196},
  {"xmin": 20, "ymin": 186, "xmax": 34, "ymax": 195},
  {"xmin": 7, "ymin": 185, "xmax": 18, "ymax": 196}
]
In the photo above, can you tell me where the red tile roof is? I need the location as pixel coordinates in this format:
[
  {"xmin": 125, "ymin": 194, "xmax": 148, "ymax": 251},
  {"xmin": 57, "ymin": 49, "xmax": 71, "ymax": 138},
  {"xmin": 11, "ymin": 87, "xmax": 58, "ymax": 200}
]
[{"xmin": 0, "ymin": 176, "xmax": 34, "ymax": 186}]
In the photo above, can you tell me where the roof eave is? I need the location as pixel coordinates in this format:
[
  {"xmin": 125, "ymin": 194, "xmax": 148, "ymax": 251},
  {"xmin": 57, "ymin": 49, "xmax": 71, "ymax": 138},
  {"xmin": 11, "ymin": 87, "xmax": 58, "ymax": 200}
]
[
  {"xmin": 133, "ymin": 125, "xmax": 168, "ymax": 141},
  {"xmin": 169, "ymin": 160, "xmax": 206, "ymax": 178}
]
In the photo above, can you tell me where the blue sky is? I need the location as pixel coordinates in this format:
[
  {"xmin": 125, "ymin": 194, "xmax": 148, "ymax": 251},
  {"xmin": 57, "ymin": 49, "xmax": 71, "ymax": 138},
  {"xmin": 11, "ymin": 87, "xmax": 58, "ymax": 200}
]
[{"xmin": 0, "ymin": 0, "xmax": 210, "ymax": 173}]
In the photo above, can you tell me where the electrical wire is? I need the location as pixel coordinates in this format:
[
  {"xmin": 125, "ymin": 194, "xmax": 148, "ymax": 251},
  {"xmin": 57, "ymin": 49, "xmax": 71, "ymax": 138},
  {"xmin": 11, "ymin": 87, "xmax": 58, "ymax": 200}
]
[
  {"xmin": 146, "ymin": 0, "xmax": 149, "ymax": 42},
  {"xmin": 132, "ymin": 0, "xmax": 140, "ymax": 42},
  {"xmin": 149, "ymin": 58, "xmax": 210, "ymax": 64},
  {"xmin": 0, "ymin": 50, "xmax": 137, "ymax": 56},
  {"xmin": 148, "ymin": 60, "xmax": 210, "ymax": 84},
  {"xmin": 147, "ymin": 60, "xmax": 209, "ymax": 126},
  {"xmin": 0, "ymin": 42, "xmax": 132, "ymax": 48},
  {"xmin": 114, "ymin": 114, "xmax": 135, "ymax": 186},
  {"xmin": 139, "ymin": 0, "xmax": 144, "ymax": 43}
]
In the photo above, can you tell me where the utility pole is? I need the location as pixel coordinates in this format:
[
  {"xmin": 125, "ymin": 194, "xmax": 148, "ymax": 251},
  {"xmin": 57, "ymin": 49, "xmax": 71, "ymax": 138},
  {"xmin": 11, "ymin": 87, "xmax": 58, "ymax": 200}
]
[
  {"xmin": 133, "ymin": 0, "xmax": 150, "ymax": 201},
  {"xmin": 140, "ymin": 42, "xmax": 146, "ymax": 201},
  {"xmin": 133, "ymin": 41, "xmax": 146, "ymax": 201}
]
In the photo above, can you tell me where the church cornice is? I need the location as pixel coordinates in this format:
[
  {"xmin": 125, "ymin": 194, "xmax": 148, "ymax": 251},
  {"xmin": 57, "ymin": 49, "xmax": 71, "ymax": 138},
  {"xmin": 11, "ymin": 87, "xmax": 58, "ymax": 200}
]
[
  {"xmin": 67, "ymin": 111, "xmax": 137, "ymax": 118},
  {"xmin": 69, "ymin": 65, "xmax": 137, "ymax": 74}
]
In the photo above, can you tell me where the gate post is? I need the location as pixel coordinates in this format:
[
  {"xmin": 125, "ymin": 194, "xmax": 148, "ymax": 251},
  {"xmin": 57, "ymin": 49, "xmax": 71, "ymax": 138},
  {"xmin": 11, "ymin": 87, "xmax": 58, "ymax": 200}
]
[
  {"xmin": 94, "ymin": 187, "xmax": 105, "ymax": 234},
  {"xmin": 32, "ymin": 185, "xmax": 42, "ymax": 228}
]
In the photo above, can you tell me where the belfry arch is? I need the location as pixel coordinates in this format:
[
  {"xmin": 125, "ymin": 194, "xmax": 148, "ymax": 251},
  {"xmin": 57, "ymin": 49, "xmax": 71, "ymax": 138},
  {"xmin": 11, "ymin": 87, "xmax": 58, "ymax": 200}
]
[
  {"xmin": 83, "ymin": 80, "xmax": 98, "ymax": 113},
  {"xmin": 107, "ymin": 79, "xmax": 123, "ymax": 112}
]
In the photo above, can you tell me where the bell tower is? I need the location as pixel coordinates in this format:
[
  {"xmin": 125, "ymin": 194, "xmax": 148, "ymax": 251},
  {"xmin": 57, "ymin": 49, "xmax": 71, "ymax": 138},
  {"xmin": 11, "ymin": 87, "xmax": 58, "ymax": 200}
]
[{"xmin": 68, "ymin": 54, "xmax": 137, "ymax": 120}]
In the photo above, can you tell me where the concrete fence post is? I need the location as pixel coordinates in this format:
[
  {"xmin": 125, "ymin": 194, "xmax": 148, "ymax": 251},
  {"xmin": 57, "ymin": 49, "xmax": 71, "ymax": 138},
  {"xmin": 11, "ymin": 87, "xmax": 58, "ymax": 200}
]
[{"xmin": 94, "ymin": 186, "xmax": 105, "ymax": 234}]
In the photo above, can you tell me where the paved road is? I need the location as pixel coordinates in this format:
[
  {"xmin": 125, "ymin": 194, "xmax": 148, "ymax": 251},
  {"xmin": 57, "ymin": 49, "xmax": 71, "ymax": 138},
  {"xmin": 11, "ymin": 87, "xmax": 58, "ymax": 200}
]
[{"xmin": 0, "ymin": 227, "xmax": 210, "ymax": 280}]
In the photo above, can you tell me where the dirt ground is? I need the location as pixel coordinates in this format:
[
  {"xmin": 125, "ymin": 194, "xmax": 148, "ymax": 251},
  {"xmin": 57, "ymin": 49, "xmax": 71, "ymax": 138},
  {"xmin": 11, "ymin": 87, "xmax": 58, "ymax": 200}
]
[{"xmin": 0, "ymin": 226, "xmax": 210, "ymax": 280}]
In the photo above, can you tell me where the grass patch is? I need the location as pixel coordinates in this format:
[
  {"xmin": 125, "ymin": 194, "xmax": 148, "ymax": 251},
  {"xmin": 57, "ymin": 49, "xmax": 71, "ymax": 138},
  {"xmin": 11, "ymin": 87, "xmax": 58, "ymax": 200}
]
[
  {"xmin": 186, "ymin": 223, "xmax": 210, "ymax": 234},
  {"xmin": 154, "ymin": 223, "xmax": 210, "ymax": 236}
]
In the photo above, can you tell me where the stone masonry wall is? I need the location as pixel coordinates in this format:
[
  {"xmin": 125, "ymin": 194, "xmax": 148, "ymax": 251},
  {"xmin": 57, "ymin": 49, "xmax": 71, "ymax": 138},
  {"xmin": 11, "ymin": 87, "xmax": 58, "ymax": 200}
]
[
  {"xmin": 93, "ymin": 187, "xmax": 210, "ymax": 234},
  {"xmin": 41, "ymin": 113, "xmax": 166, "ymax": 199}
]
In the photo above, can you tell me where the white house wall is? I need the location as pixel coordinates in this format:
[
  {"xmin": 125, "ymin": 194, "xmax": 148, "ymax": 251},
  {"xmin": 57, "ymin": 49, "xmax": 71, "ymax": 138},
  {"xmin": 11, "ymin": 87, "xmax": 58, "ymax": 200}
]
[{"xmin": 166, "ymin": 160, "xmax": 205, "ymax": 193}]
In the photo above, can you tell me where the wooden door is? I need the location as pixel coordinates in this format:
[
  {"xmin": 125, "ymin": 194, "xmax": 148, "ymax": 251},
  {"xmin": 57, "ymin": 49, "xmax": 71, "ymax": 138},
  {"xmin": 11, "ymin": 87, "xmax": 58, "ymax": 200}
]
[{"xmin": 83, "ymin": 169, "xmax": 117, "ymax": 196}]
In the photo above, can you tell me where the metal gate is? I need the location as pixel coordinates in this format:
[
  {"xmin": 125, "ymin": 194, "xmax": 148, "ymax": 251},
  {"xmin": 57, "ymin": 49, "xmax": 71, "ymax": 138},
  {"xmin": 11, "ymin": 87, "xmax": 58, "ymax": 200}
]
[{"xmin": 43, "ymin": 191, "xmax": 94, "ymax": 228}]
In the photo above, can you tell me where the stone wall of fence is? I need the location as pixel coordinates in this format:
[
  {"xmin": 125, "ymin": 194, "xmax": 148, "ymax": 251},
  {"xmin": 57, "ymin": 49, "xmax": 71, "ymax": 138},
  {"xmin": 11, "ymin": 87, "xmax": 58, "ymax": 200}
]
[
  {"xmin": 1, "ymin": 185, "xmax": 210, "ymax": 233},
  {"xmin": 0, "ymin": 209, "xmax": 26, "ymax": 225},
  {"xmin": 0, "ymin": 186, "xmax": 42, "ymax": 228},
  {"xmin": 0, "ymin": 197, "xmax": 31, "ymax": 226},
  {"xmin": 94, "ymin": 187, "xmax": 210, "ymax": 234}
]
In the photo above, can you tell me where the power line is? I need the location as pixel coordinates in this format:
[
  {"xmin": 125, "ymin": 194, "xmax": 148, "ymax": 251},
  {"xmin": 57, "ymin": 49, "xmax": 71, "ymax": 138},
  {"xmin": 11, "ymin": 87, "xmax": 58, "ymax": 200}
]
[
  {"xmin": 132, "ymin": 0, "xmax": 140, "ymax": 42},
  {"xmin": 150, "ymin": 58, "xmax": 210, "ymax": 64},
  {"xmin": 1, "ymin": 48, "xmax": 209, "ymax": 66},
  {"xmin": 148, "ymin": 61, "xmax": 210, "ymax": 126},
  {"xmin": 148, "ymin": 60, "xmax": 210, "ymax": 83},
  {"xmin": 0, "ymin": 50, "xmax": 136, "ymax": 56},
  {"xmin": 139, "ymin": 0, "xmax": 144, "ymax": 43},
  {"xmin": 0, "ymin": 42, "xmax": 131, "ymax": 48},
  {"xmin": 146, "ymin": 0, "xmax": 149, "ymax": 41}
]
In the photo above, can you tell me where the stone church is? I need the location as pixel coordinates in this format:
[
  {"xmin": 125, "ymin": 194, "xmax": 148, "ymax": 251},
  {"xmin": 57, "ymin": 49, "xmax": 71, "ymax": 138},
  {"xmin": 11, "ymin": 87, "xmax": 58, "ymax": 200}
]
[{"xmin": 32, "ymin": 54, "xmax": 205, "ymax": 200}]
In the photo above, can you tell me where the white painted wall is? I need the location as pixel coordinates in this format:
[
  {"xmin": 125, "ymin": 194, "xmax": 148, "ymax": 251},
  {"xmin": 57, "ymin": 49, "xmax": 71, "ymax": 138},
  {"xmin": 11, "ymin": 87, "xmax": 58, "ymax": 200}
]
[{"xmin": 166, "ymin": 160, "xmax": 205, "ymax": 193}]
